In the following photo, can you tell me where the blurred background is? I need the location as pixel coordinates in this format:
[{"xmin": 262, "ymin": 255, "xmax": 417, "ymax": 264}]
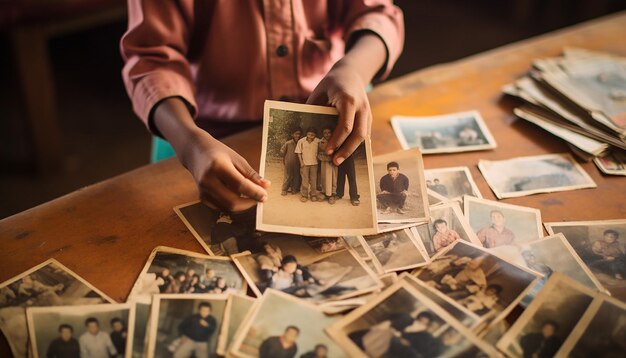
[{"xmin": 1, "ymin": 0, "xmax": 626, "ymax": 219}]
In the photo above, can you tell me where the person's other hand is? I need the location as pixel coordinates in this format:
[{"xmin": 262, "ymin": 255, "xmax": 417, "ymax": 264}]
[
  {"xmin": 181, "ymin": 131, "xmax": 270, "ymax": 212},
  {"xmin": 307, "ymin": 62, "xmax": 371, "ymax": 166}
]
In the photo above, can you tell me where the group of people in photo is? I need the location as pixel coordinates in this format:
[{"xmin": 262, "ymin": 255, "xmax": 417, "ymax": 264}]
[
  {"xmin": 280, "ymin": 127, "xmax": 360, "ymax": 206},
  {"xmin": 349, "ymin": 311, "xmax": 463, "ymax": 358},
  {"xmin": 46, "ymin": 317, "xmax": 127, "ymax": 358},
  {"xmin": 153, "ymin": 267, "xmax": 232, "ymax": 295}
]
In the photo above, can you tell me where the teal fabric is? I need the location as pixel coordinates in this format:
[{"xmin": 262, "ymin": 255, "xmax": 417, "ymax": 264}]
[{"xmin": 150, "ymin": 136, "xmax": 176, "ymax": 163}]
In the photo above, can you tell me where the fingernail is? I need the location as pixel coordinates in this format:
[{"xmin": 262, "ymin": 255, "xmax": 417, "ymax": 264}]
[
  {"xmin": 326, "ymin": 148, "xmax": 334, "ymax": 155},
  {"xmin": 336, "ymin": 156, "xmax": 345, "ymax": 165}
]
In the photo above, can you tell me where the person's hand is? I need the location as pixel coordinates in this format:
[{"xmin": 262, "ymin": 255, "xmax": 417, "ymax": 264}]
[
  {"xmin": 307, "ymin": 61, "xmax": 371, "ymax": 166},
  {"xmin": 180, "ymin": 130, "xmax": 270, "ymax": 212}
]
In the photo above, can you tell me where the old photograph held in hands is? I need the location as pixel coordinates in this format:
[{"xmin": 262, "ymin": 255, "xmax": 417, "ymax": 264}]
[
  {"xmin": 257, "ymin": 100, "xmax": 378, "ymax": 236},
  {"xmin": 391, "ymin": 111, "xmax": 497, "ymax": 154}
]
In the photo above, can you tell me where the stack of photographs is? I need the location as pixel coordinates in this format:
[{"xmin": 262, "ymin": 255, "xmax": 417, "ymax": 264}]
[{"xmin": 503, "ymin": 47, "xmax": 626, "ymax": 176}]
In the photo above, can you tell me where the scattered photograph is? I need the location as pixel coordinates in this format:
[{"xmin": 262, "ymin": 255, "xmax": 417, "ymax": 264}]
[
  {"xmin": 230, "ymin": 234, "xmax": 381, "ymax": 302},
  {"xmin": 545, "ymin": 219, "xmax": 626, "ymax": 301},
  {"xmin": 413, "ymin": 203, "xmax": 482, "ymax": 257},
  {"xmin": 424, "ymin": 166, "xmax": 482, "ymax": 200},
  {"xmin": 0, "ymin": 259, "xmax": 114, "ymax": 358},
  {"xmin": 174, "ymin": 201, "xmax": 257, "ymax": 256},
  {"xmin": 27, "ymin": 303, "xmax": 135, "ymax": 358},
  {"xmin": 230, "ymin": 289, "xmax": 346, "ymax": 358},
  {"xmin": 478, "ymin": 153, "xmax": 597, "ymax": 199},
  {"xmin": 558, "ymin": 295, "xmax": 626, "ymax": 357},
  {"xmin": 414, "ymin": 241, "xmax": 540, "ymax": 320},
  {"xmin": 496, "ymin": 273, "xmax": 596, "ymax": 358},
  {"xmin": 360, "ymin": 228, "xmax": 430, "ymax": 273},
  {"xmin": 390, "ymin": 111, "xmax": 497, "ymax": 154},
  {"xmin": 427, "ymin": 188, "xmax": 450, "ymax": 207},
  {"xmin": 128, "ymin": 246, "xmax": 246, "ymax": 304},
  {"xmin": 372, "ymin": 149, "xmax": 429, "ymax": 223},
  {"xmin": 341, "ymin": 236, "xmax": 370, "ymax": 260},
  {"xmin": 326, "ymin": 280, "xmax": 497, "ymax": 358},
  {"xmin": 257, "ymin": 100, "xmax": 378, "ymax": 236},
  {"xmin": 216, "ymin": 294, "xmax": 256, "ymax": 356},
  {"xmin": 398, "ymin": 273, "xmax": 480, "ymax": 329},
  {"xmin": 146, "ymin": 294, "xmax": 228, "ymax": 358},
  {"xmin": 594, "ymin": 151, "xmax": 626, "ymax": 176},
  {"xmin": 464, "ymin": 196, "xmax": 543, "ymax": 251}
]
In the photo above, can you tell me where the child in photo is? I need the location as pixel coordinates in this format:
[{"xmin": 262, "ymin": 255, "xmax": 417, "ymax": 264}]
[
  {"xmin": 318, "ymin": 127, "xmax": 338, "ymax": 204},
  {"xmin": 377, "ymin": 161, "xmax": 410, "ymax": 214},
  {"xmin": 295, "ymin": 128, "xmax": 321, "ymax": 202},
  {"xmin": 280, "ymin": 128, "xmax": 302, "ymax": 196}
]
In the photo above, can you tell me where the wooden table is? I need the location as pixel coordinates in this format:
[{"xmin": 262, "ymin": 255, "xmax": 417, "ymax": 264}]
[{"xmin": 1, "ymin": 11, "xmax": 625, "ymax": 356}]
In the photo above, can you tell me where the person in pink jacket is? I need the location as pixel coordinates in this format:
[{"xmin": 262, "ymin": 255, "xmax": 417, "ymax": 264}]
[{"xmin": 121, "ymin": 0, "xmax": 404, "ymax": 212}]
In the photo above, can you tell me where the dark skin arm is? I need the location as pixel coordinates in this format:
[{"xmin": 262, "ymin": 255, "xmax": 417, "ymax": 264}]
[{"xmin": 153, "ymin": 33, "xmax": 386, "ymax": 211}]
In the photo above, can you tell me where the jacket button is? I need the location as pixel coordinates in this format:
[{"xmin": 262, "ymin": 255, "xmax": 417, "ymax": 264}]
[{"xmin": 276, "ymin": 45, "xmax": 288, "ymax": 57}]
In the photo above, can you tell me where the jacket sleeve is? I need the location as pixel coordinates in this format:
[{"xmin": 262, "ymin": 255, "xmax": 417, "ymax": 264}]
[
  {"xmin": 120, "ymin": 0, "xmax": 198, "ymax": 134},
  {"xmin": 333, "ymin": 0, "xmax": 405, "ymax": 81}
]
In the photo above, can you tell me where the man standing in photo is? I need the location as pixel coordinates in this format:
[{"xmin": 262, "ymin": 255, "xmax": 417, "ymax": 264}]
[
  {"xmin": 79, "ymin": 317, "xmax": 118, "ymax": 358},
  {"xmin": 258, "ymin": 326, "xmax": 300, "ymax": 358},
  {"xmin": 280, "ymin": 128, "xmax": 302, "ymax": 196},
  {"xmin": 295, "ymin": 128, "xmax": 320, "ymax": 202},
  {"xmin": 377, "ymin": 161, "xmax": 409, "ymax": 214},
  {"xmin": 318, "ymin": 127, "xmax": 338, "ymax": 204},
  {"xmin": 46, "ymin": 324, "xmax": 80, "ymax": 358},
  {"xmin": 476, "ymin": 210, "xmax": 516, "ymax": 248},
  {"xmin": 109, "ymin": 318, "xmax": 127, "ymax": 358},
  {"xmin": 174, "ymin": 302, "xmax": 217, "ymax": 358}
]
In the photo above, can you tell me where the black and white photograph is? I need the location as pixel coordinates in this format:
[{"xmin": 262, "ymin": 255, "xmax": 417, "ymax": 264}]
[
  {"xmin": 390, "ymin": 111, "xmax": 497, "ymax": 154},
  {"xmin": 146, "ymin": 294, "xmax": 228, "ymax": 358},
  {"xmin": 230, "ymin": 234, "xmax": 382, "ymax": 302},
  {"xmin": 372, "ymin": 149, "xmax": 429, "ymax": 223},
  {"xmin": 414, "ymin": 241, "xmax": 540, "ymax": 320},
  {"xmin": 496, "ymin": 273, "xmax": 596, "ymax": 358},
  {"xmin": 0, "ymin": 259, "xmax": 114, "ymax": 358},
  {"xmin": 413, "ymin": 203, "xmax": 482, "ymax": 257},
  {"xmin": 424, "ymin": 166, "xmax": 482, "ymax": 200},
  {"xmin": 478, "ymin": 153, "xmax": 597, "ymax": 199},
  {"xmin": 360, "ymin": 228, "xmax": 430, "ymax": 273},
  {"xmin": 128, "ymin": 246, "xmax": 246, "ymax": 304},
  {"xmin": 27, "ymin": 303, "xmax": 135, "ymax": 358},
  {"xmin": 545, "ymin": 219, "xmax": 626, "ymax": 301},
  {"xmin": 216, "ymin": 293, "xmax": 255, "ymax": 357},
  {"xmin": 326, "ymin": 280, "xmax": 497, "ymax": 358},
  {"xmin": 257, "ymin": 100, "xmax": 378, "ymax": 236},
  {"xmin": 230, "ymin": 289, "xmax": 345, "ymax": 358},
  {"xmin": 174, "ymin": 201, "xmax": 257, "ymax": 256},
  {"xmin": 464, "ymin": 196, "xmax": 543, "ymax": 252},
  {"xmin": 399, "ymin": 273, "xmax": 480, "ymax": 329},
  {"xmin": 558, "ymin": 295, "xmax": 626, "ymax": 358}
]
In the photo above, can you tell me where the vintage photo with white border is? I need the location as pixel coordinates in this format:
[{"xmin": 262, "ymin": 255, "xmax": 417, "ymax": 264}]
[{"xmin": 424, "ymin": 166, "xmax": 483, "ymax": 200}]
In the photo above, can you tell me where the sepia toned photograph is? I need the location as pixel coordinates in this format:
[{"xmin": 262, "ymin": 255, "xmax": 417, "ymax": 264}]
[
  {"xmin": 230, "ymin": 289, "xmax": 346, "ymax": 358},
  {"xmin": 128, "ymin": 246, "xmax": 246, "ymax": 304},
  {"xmin": 216, "ymin": 293, "xmax": 256, "ymax": 356},
  {"xmin": 372, "ymin": 149, "xmax": 429, "ymax": 223},
  {"xmin": 464, "ymin": 196, "xmax": 543, "ymax": 250},
  {"xmin": 478, "ymin": 153, "xmax": 597, "ymax": 199},
  {"xmin": 390, "ymin": 111, "xmax": 497, "ymax": 154},
  {"xmin": 326, "ymin": 280, "xmax": 497, "ymax": 358},
  {"xmin": 414, "ymin": 241, "xmax": 540, "ymax": 320},
  {"xmin": 496, "ymin": 273, "xmax": 596, "ymax": 358},
  {"xmin": 146, "ymin": 294, "xmax": 228, "ymax": 358},
  {"xmin": 398, "ymin": 273, "xmax": 480, "ymax": 329},
  {"xmin": 424, "ymin": 166, "xmax": 483, "ymax": 200},
  {"xmin": 230, "ymin": 234, "xmax": 381, "ymax": 302},
  {"xmin": 174, "ymin": 201, "xmax": 257, "ymax": 256},
  {"xmin": 257, "ymin": 100, "xmax": 378, "ymax": 236},
  {"xmin": 27, "ymin": 303, "xmax": 135, "ymax": 358},
  {"xmin": 558, "ymin": 295, "xmax": 626, "ymax": 358},
  {"xmin": 413, "ymin": 203, "xmax": 482, "ymax": 257},
  {"xmin": 0, "ymin": 259, "xmax": 114, "ymax": 358},
  {"xmin": 360, "ymin": 228, "xmax": 430, "ymax": 273},
  {"xmin": 545, "ymin": 219, "xmax": 626, "ymax": 301},
  {"xmin": 341, "ymin": 236, "xmax": 371, "ymax": 260}
]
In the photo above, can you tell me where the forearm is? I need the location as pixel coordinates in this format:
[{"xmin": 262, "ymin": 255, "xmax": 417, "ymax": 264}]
[
  {"xmin": 152, "ymin": 98, "xmax": 208, "ymax": 169},
  {"xmin": 336, "ymin": 33, "xmax": 387, "ymax": 86}
]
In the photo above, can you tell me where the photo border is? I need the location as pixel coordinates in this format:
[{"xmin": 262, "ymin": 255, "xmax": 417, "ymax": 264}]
[
  {"xmin": 173, "ymin": 201, "xmax": 217, "ymax": 256},
  {"xmin": 216, "ymin": 293, "xmax": 256, "ymax": 357}
]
